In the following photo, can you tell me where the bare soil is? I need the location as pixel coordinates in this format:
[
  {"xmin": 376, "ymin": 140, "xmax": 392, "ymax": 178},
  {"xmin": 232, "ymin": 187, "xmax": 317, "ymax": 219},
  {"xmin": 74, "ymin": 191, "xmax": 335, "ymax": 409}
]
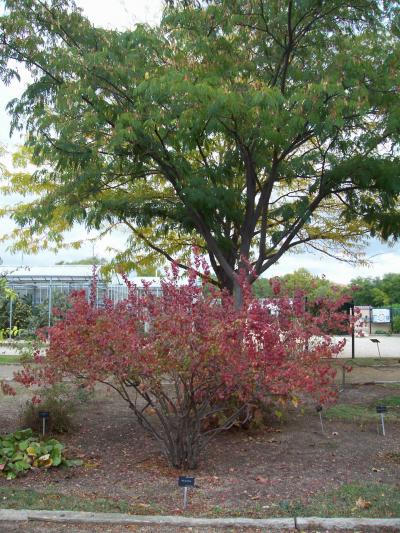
[{"xmin": 0, "ymin": 376, "xmax": 400, "ymax": 520}]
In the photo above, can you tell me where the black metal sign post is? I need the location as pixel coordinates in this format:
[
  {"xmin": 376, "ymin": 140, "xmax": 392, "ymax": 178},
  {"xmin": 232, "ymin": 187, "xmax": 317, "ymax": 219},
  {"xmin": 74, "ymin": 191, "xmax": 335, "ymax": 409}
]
[
  {"xmin": 38, "ymin": 411, "xmax": 50, "ymax": 437},
  {"xmin": 376, "ymin": 405, "xmax": 387, "ymax": 436},
  {"xmin": 178, "ymin": 476, "xmax": 195, "ymax": 510},
  {"xmin": 370, "ymin": 338, "xmax": 381, "ymax": 358},
  {"xmin": 316, "ymin": 405, "xmax": 325, "ymax": 434},
  {"xmin": 342, "ymin": 301, "xmax": 355, "ymax": 358}
]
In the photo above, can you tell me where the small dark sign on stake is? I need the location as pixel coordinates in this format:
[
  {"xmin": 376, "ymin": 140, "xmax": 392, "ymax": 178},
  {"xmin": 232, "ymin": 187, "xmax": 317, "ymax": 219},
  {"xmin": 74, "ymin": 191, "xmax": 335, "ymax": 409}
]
[
  {"xmin": 178, "ymin": 476, "xmax": 195, "ymax": 509},
  {"xmin": 370, "ymin": 338, "xmax": 381, "ymax": 357},
  {"xmin": 38, "ymin": 411, "xmax": 50, "ymax": 437}
]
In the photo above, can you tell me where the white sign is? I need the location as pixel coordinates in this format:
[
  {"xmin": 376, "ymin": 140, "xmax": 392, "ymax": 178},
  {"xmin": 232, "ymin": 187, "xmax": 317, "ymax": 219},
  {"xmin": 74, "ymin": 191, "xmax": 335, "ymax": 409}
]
[{"xmin": 372, "ymin": 308, "xmax": 391, "ymax": 323}]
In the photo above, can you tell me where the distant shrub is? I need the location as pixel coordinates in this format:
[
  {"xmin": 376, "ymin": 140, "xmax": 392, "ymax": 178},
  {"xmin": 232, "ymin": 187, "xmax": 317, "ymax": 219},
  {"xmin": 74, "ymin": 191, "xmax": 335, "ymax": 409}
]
[
  {"xmin": 374, "ymin": 329, "xmax": 391, "ymax": 335},
  {"xmin": 392, "ymin": 316, "xmax": 400, "ymax": 334},
  {"xmin": 20, "ymin": 384, "xmax": 92, "ymax": 434}
]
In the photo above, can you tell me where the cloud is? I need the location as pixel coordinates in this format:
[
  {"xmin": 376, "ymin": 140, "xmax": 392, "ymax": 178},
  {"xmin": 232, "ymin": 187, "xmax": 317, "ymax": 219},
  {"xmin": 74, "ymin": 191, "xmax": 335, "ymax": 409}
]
[
  {"xmin": 266, "ymin": 249, "xmax": 400, "ymax": 284},
  {"xmin": 78, "ymin": 0, "xmax": 163, "ymax": 28}
]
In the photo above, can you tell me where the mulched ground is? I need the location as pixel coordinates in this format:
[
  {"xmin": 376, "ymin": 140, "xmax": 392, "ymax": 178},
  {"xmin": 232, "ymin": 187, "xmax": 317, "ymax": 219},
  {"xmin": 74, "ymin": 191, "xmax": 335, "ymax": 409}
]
[{"xmin": 0, "ymin": 379, "xmax": 399, "ymax": 519}]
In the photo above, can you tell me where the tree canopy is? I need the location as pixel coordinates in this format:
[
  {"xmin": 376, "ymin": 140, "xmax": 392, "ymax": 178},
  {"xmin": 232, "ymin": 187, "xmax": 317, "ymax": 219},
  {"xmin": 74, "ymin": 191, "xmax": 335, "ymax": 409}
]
[
  {"xmin": 254, "ymin": 267, "xmax": 346, "ymax": 299},
  {"xmin": 1, "ymin": 0, "xmax": 400, "ymax": 301},
  {"xmin": 351, "ymin": 273, "xmax": 400, "ymax": 306}
]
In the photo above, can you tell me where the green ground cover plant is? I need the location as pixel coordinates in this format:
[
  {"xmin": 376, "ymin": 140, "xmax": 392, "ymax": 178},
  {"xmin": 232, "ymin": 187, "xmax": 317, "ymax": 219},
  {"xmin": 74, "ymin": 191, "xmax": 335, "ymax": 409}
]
[{"xmin": 0, "ymin": 428, "xmax": 82, "ymax": 480}]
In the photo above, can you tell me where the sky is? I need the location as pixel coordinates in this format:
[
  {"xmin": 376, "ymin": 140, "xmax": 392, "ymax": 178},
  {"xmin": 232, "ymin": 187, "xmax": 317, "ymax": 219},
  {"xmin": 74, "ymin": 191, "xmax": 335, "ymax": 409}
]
[{"xmin": 0, "ymin": 0, "xmax": 399, "ymax": 283}]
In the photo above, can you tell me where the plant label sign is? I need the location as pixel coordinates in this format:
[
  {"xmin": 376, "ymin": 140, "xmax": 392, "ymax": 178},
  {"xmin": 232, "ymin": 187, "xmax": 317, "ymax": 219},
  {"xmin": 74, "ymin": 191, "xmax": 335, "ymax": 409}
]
[
  {"xmin": 178, "ymin": 476, "xmax": 195, "ymax": 487},
  {"xmin": 38, "ymin": 411, "xmax": 50, "ymax": 436},
  {"xmin": 178, "ymin": 476, "xmax": 195, "ymax": 510}
]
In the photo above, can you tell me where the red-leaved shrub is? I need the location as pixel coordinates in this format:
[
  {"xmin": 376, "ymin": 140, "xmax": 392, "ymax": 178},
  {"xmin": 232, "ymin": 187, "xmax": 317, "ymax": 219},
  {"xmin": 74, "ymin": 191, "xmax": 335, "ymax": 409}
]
[{"xmin": 3, "ymin": 261, "xmax": 352, "ymax": 468}]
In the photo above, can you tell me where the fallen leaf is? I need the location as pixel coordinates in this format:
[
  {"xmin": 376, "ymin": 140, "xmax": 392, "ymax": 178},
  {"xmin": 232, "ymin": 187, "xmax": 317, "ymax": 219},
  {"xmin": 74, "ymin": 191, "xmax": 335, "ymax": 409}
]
[{"xmin": 355, "ymin": 497, "xmax": 372, "ymax": 509}]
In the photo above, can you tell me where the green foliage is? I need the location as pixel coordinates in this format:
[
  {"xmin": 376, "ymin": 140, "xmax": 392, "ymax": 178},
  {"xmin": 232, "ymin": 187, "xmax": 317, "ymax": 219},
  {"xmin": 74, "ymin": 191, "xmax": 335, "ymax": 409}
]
[
  {"xmin": 333, "ymin": 357, "xmax": 396, "ymax": 367},
  {"xmin": 134, "ymin": 264, "xmax": 158, "ymax": 276},
  {"xmin": 0, "ymin": 296, "xmax": 33, "ymax": 334},
  {"xmin": 280, "ymin": 268, "xmax": 344, "ymax": 299},
  {"xmin": 326, "ymin": 396, "xmax": 400, "ymax": 422},
  {"xmin": 302, "ymin": 483, "xmax": 400, "ymax": 518},
  {"xmin": 252, "ymin": 278, "xmax": 272, "ymax": 299},
  {"xmin": 253, "ymin": 269, "xmax": 344, "ymax": 299},
  {"xmin": 25, "ymin": 291, "xmax": 71, "ymax": 333},
  {"xmin": 0, "ymin": 486, "xmax": 164, "ymax": 514},
  {"xmin": 0, "ymin": 1, "xmax": 400, "ymax": 293},
  {"xmin": 382, "ymin": 395, "xmax": 400, "ymax": 407},
  {"xmin": 352, "ymin": 273, "xmax": 400, "ymax": 306},
  {"xmin": 0, "ymin": 326, "xmax": 20, "ymax": 341},
  {"xmin": 0, "ymin": 289, "xmax": 71, "ymax": 339},
  {"xmin": 0, "ymin": 355, "xmax": 22, "ymax": 364},
  {"xmin": 392, "ymin": 316, "xmax": 400, "ymax": 333},
  {"xmin": 0, "ymin": 277, "xmax": 33, "ymax": 338},
  {"xmin": 0, "ymin": 428, "xmax": 82, "ymax": 480},
  {"xmin": 17, "ymin": 340, "xmax": 40, "ymax": 364}
]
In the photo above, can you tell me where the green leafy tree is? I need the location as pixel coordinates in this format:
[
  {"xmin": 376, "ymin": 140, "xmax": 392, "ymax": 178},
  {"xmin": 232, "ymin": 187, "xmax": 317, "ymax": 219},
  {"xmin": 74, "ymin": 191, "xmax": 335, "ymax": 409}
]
[
  {"xmin": 25, "ymin": 291, "xmax": 72, "ymax": 333},
  {"xmin": 279, "ymin": 268, "xmax": 343, "ymax": 299},
  {"xmin": 370, "ymin": 287, "xmax": 390, "ymax": 307},
  {"xmin": 1, "ymin": 0, "xmax": 400, "ymax": 305},
  {"xmin": 380, "ymin": 273, "xmax": 400, "ymax": 305},
  {"xmin": 351, "ymin": 273, "xmax": 400, "ymax": 306},
  {"xmin": 351, "ymin": 276, "xmax": 378, "ymax": 306},
  {"xmin": 252, "ymin": 278, "xmax": 273, "ymax": 299},
  {"xmin": 0, "ymin": 276, "xmax": 32, "ymax": 336},
  {"xmin": 0, "ymin": 295, "xmax": 32, "ymax": 332},
  {"xmin": 253, "ymin": 268, "xmax": 342, "ymax": 299}
]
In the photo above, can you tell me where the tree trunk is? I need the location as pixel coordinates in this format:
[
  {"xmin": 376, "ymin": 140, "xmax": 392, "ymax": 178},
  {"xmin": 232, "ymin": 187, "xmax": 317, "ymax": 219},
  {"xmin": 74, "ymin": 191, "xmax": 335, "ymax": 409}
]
[{"xmin": 233, "ymin": 281, "xmax": 243, "ymax": 309}]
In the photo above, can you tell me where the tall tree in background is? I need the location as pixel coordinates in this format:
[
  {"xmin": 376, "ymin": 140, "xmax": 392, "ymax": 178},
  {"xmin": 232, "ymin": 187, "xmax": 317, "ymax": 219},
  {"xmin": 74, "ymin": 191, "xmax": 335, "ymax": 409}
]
[
  {"xmin": 351, "ymin": 273, "xmax": 400, "ymax": 306},
  {"xmin": 252, "ymin": 268, "xmax": 342, "ymax": 299},
  {"xmin": 1, "ymin": 0, "xmax": 400, "ymax": 304}
]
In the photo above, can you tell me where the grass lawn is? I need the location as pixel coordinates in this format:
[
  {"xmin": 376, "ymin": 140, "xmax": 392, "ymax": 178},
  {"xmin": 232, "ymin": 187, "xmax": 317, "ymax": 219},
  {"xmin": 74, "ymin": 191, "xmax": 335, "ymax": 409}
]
[
  {"xmin": 326, "ymin": 394, "xmax": 400, "ymax": 422},
  {"xmin": 0, "ymin": 483, "xmax": 399, "ymax": 518},
  {"xmin": 0, "ymin": 355, "xmax": 21, "ymax": 365},
  {"xmin": 0, "ymin": 487, "xmax": 164, "ymax": 515},
  {"xmin": 332, "ymin": 357, "xmax": 400, "ymax": 367},
  {"xmin": 296, "ymin": 483, "xmax": 400, "ymax": 518}
]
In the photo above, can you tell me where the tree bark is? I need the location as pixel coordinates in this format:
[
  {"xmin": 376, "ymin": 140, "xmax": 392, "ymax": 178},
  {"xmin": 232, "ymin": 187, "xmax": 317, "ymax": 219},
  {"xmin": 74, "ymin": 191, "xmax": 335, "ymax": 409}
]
[{"xmin": 233, "ymin": 281, "xmax": 243, "ymax": 309}]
